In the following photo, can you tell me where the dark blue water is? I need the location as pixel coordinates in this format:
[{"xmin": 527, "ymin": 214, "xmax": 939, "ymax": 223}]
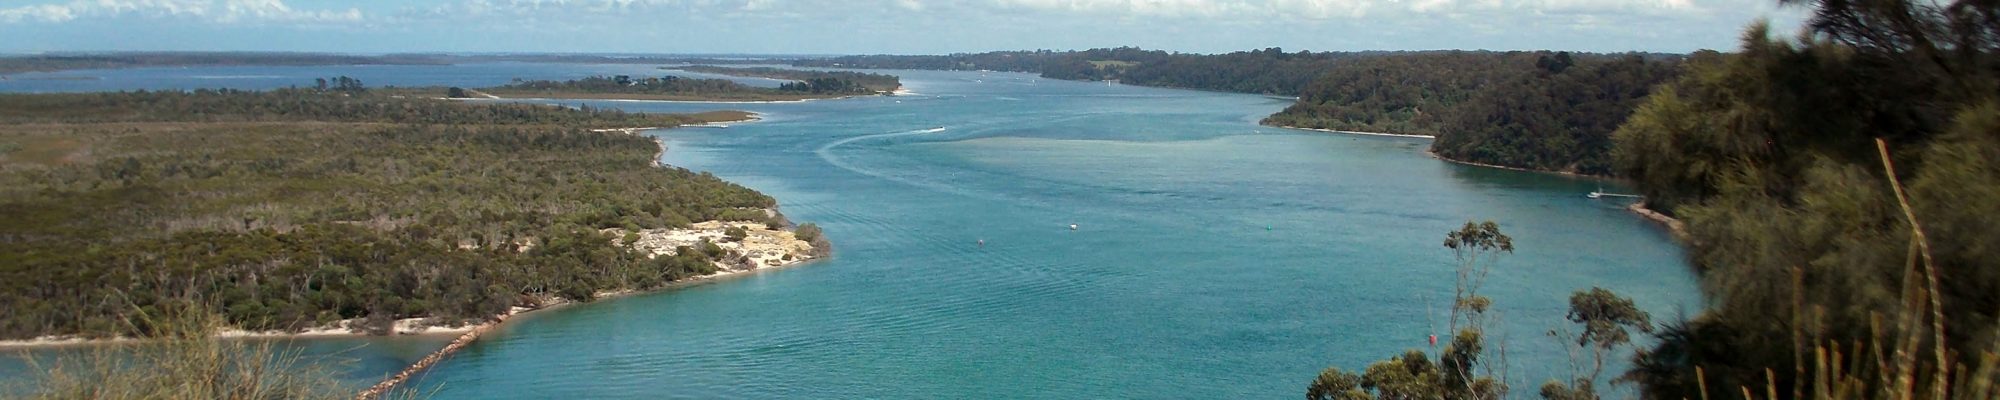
[{"xmin": 0, "ymin": 65, "xmax": 1695, "ymax": 399}]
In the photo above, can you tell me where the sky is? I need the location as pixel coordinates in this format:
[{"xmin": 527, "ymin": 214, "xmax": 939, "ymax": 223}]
[{"xmin": 0, "ymin": 0, "xmax": 1809, "ymax": 55}]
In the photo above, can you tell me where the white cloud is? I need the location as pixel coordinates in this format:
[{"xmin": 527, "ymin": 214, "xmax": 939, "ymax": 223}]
[
  {"xmin": 0, "ymin": 0, "xmax": 361, "ymax": 24},
  {"xmin": 988, "ymin": 0, "xmax": 1709, "ymax": 20},
  {"xmin": 993, "ymin": 0, "xmax": 1256, "ymax": 18},
  {"xmin": 399, "ymin": 0, "xmax": 1712, "ymax": 25},
  {"xmin": 0, "ymin": 4, "xmax": 78, "ymax": 23}
]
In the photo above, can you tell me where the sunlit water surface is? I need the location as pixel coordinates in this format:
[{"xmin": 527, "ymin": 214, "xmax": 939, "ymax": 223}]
[{"xmin": 1, "ymin": 65, "xmax": 1694, "ymax": 399}]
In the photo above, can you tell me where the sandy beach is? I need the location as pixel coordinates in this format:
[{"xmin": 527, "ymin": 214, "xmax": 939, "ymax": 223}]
[
  {"xmin": 1272, "ymin": 125, "xmax": 1437, "ymax": 139},
  {"xmin": 1628, "ymin": 203, "xmax": 1688, "ymax": 239},
  {"xmin": 1408, "ymin": 148, "xmax": 1688, "ymax": 241},
  {"xmin": 0, "ymin": 317, "xmax": 478, "ymax": 348},
  {"xmin": 0, "ymin": 219, "xmax": 821, "ymax": 350}
]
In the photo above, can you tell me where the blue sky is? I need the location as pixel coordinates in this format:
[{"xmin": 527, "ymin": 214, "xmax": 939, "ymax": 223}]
[{"xmin": 0, "ymin": 0, "xmax": 1806, "ymax": 54}]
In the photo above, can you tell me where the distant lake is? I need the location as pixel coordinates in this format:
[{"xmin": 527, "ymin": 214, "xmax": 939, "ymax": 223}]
[
  {"xmin": 1, "ymin": 64, "xmax": 1695, "ymax": 398},
  {"xmin": 0, "ymin": 62, "xmax": 789, "ymax": 93}
]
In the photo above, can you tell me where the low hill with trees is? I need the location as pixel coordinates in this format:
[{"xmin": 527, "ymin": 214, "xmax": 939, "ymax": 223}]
[
  {"xmin": 0, "ymin": 81, "xmax": 803, "ymax": 339},
  {"xmin": 479, "ymin": 72, "xmax": 895, "ymax": 102}
]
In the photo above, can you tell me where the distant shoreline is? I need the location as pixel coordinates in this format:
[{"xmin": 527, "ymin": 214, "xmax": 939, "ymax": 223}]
[
  {"xmin": 1271, "ymin": 125, "xmax": 1437, "ymax": 139},
  {"xmin": 1419, "ymin": 148, "xmax": 1602, "ymax": 179},
  {"xmin": 454, "ymin": 92, "xmax": 883, "ymax": 104},
  {"xmin": 1627, "ymin": 203, "xmax": 1688, "ymax": 240},
  {"xmin": 1413, "ymin": 149, "xmax": 1683, "ymax": 240}
]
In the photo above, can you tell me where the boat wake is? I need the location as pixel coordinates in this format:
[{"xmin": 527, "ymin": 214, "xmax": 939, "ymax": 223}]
[{"xmin": 814, "ymin": 126, "xmax": 986, "ymax": 200}]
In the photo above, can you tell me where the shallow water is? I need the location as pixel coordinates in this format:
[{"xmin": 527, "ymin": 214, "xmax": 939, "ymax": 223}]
[{"xmin": 1, "ymin": 65, "xmax": 1694, "ymax": 398}]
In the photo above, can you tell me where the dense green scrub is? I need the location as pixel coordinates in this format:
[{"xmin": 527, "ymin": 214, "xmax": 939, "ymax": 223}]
[
  {"xmin": 1259, "ymin": 51, "xmax": 1539, "ymax": 135},
  {"xmin": 674, "ymin": 66, "xmax": 902, "ymax": 93},
  {"xmin": 0, "ymin": 88, "xmax": 783, "ymax": 339},
  {"xmin": 482, "ymin": 71, "xmax": 896, "ymax": 101},
  {"xmin": 1427, "ymin": 54, "xmax": 1682, "ymax": 175},
  {"xmin": 1613, "ymin": 13, "xmax": 2000, "ymax": 397}
]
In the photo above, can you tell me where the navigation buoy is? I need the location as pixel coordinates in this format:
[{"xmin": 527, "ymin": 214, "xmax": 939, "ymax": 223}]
[
  {"xmin": 978, "ymin": 239, "xmax": 985, "ymax": 247},
  {"xmin": 1428, "ymin": 334, "xmax": 1438, "ymax": 346}
]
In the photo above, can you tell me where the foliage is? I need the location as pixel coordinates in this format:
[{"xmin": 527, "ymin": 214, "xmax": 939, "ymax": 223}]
[
  {"xmin": 496, "ymin": 75, "xmax": 761, "ymax": 95},
  {"xmin": 9, "ymin": 305, "xmax": 356, "ymax": 400},
  {"xmin": 1444, "ymin": 221, "xmax": 1513, "ymax": 333},
  {"xmin": 674, "ymin": 66, "xmax": 901, "ymax": 92},
  {"xmin": 485, "ymin": 72, "xmax": 893, "ymax": 101},
  {"xmin": 794, "ymin": 222, "xmax": 830, "ymax": 257},
  {"xmin": 1611, "ymin": 0, "xmax": 2000, "ymax": 396},
  {"xmin": 0, "ymin": 88, "xmax": 780, "ymax": 339},
  {"xmin": 794, "ymin": 223, "xmax": 821, "ymax": 244},
  {"xmin": 1541, "ymin": 287, "xmax": 1653, "ymax": 400},
  {"xmin": 1431, "ymin": 54, "xmax": 1681, "ymax": 174},
  {"xmin": 1261, "ymin": 51, "xmax": 1544, "ymax": 136},
  {"xmin": 1307, "ymin": 222, "xmax": 1514, "ymax": 400}
]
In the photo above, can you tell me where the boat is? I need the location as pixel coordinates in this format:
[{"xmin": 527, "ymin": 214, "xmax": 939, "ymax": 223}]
[{"xmin": 1586, "ymin": 186, "xmax": 1641, "ymax": 199}]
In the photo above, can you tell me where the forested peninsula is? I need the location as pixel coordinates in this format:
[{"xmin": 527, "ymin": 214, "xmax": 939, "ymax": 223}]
[
  {"xmin": 797, "ymin": 48, "xmax": 1682, "ymax": 175},
  {"xmin": 0, "ymin": 83, "xmax": 829, "ymax": 341},
  {"xmin": 671, "ymin": 65, "xmax": 903, "ymax": 93},
  {"xmin": 466, "ymin": 70, "xmax": 899, "ymax": 102}
]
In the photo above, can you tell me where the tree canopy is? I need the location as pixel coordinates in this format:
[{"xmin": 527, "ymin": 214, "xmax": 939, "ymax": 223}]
[
  {"xmin": 0, "ymin": 85, "xmax": 789, "ymax": 339},
  {"xmin": 1611, "ymin": 0, "xmax": 2000, "ymax": 397}
]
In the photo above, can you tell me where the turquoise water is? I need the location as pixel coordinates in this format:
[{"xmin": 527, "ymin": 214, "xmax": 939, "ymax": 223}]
[{"xmin": 0, "ymin": 65, "xmax": 1695, "ymax": 398}]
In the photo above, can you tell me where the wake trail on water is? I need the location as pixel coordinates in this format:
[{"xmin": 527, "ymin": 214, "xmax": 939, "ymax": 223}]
[
  {"xmin": 813, "ymin": 126, "xmax": 991, "ymax": 201},
  {"xmin": 812, "ymin": 122, "xmax": 1262, "ymax": 236}
]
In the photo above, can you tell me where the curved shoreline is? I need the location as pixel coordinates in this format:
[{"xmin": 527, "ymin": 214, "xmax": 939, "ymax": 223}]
[
  {"xmin": 1270, "ymin": 124, "xmax": 1438, "ymax": 139},
  {"xmin": 4, "ymin": 125, "xmax": 831, "ymax": 398},
  {"xmin": 1419, "ymin": 148, "xmax": 1611, "ymax": 180},
  {"xmin": 455, "ymin": 88, "xmax": 904, "ymax": 105},
  {"xmin": 351, "ymin": 250, "xmax": 829, "ymax": 399},
  {"xmin": 1414, "ymin": 150, "xmax": 1688, "ymax": 239},
  {"xmin": 1627, "ymin": 203, "xmax": 1689, "ymax": 240}
]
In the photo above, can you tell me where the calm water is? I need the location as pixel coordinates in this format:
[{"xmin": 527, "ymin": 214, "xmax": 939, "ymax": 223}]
[
  {"xmin": 1, "ymin": 65, "xmax": 1696, "ymax": 398},
  {"xmin": 0, "ymin": 62, "xmax": 788, "ymax": 93}
]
